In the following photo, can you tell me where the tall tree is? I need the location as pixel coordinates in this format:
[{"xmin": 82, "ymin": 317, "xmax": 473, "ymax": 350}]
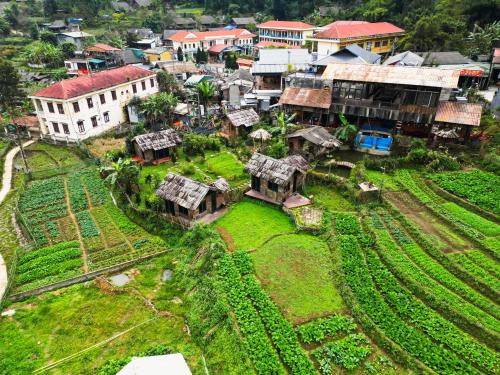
[
  {"xmin": 177, "ymin": 47, "xmax": 184, "ymax": 62},
  {"xmin": 0, "ymin": 59, "xmax": 24, "ymax": 112},
  {"xmin": 156, "ymin": 70, "xmax": 178, "ymax": 94},
  {"xmin": 195, "ymin": 81, "xmax": 216, "ymax": 110},
  {"xmin": 43, "ymin": 0, "xmax": 57, "ymax": 17}
]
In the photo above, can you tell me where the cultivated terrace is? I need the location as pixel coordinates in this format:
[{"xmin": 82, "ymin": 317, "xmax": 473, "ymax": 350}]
[{"xmin": 0, "ymin": 1, "xmax": 499, "ymax": 374}]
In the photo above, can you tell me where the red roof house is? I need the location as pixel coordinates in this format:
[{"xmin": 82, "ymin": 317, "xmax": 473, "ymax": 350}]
[{"xmin": 314, "ymin": 22, "xmax": 404, "ymax": 40}]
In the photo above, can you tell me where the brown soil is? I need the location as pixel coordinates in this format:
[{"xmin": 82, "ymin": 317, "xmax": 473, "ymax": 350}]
[
  {"xmin": 385, "ymin": 191, "xmax": 474, "ymax": 253},
  {"xmin": 87, "ymin": 137, "xmax": 126, "ymax": 158},
  {"xmin": 216, "ymin": 227, "xmax": 236, "ymax": 252}
]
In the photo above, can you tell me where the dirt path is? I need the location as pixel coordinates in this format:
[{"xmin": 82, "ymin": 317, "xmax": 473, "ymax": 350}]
[
  {"xmin": 64, "ymin": 178, "xmax": 89, "ymax": 273},
  {"xmin": 385, "ymin": 191, "xmax": 474, "ymax": 253}
]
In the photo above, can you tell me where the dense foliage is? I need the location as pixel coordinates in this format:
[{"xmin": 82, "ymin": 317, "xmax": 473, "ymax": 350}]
[{"xmin": 296, "ymin": 315, "xmax": 356, "ymax": 344}]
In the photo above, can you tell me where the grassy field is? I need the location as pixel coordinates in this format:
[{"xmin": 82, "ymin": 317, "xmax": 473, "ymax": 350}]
[
  {"xmin": 364, "ymin": 169, "xmax": 400, "ymax": 191},
  {"xmin": 0, "ymin": 255, "xmax": 205, "ymax": 375},
  {"xmin": 15, "ymin": 143, "xmax": 83, "ymax": 173},
  {"xmin": 252, "ymin": 234, "xmax": 343, "ymax": 324},
  {"xmin": 215, "ymin": 199, "xmax": 295, "ymax": 250},
  {"xmin": 86, "ymin": 137, "xmax": 126, "ymax": 159},
  {"xmin": 305, "ymin": 183, "xmax": 354, "ymax": 212}
]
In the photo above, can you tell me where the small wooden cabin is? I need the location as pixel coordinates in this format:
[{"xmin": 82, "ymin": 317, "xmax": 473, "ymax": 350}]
[
  {"xmin": 287, "ymin": 126, "xmax": 342, "ymax": 159},
  {"xmin": 244, "ymin": 153, "xmax": 309, "ymax": 203},
  {"xmin": 155, "ymin": 173, "xmax": 230, "ymax": 227},
  {"xmin": 222, "ymin": 108, "xmax": 260, "ymax": 138},
  {"xmin": 132, "ymin": 129, "xmax": 181, "ymax": 164}
]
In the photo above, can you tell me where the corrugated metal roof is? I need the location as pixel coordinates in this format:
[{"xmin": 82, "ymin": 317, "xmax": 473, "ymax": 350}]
[
  {"xmin": 434, "ymin": 101, "xmax": 482, "ymax": 126},
  {"xmin": 286, "ymin": 126, "xmax": 342, "ymax": 148},
  {"xmin": 279, "ymin": 87, "xmax": 332, "ymax": 109},
  {"xmin": 321, "ymin": 63, "xmax": 460, "ymax": 88},
  {"xmin": 383, "ymin": 51, "xmax": 423, "ymax": 67}
]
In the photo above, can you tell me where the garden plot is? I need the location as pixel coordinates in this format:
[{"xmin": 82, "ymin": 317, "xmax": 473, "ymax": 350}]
[
  {"xmin": 305, "ymin": 183, "xmax": 354, "ymax": 212},
  {"xmin": 14, "ymin": 167, "xmax": 167, "ymax": 292},
  {"xmin": 251, "ymin": 234, "xmax": 343, "ymax": 324}
]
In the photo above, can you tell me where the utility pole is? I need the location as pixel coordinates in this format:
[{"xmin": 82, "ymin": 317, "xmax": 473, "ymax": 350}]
[
  {"xmin": 378, "ymin": 166, "xmax": 385, "ymax": 202},
  {"xmin": 10, "ymin": 112, "xmax": 31, "ymax": 178}
]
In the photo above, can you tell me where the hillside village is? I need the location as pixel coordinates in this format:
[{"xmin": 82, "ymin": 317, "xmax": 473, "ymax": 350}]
[{"xmin": 0, "ymin": 1, "xmax": 499, "ymax": 374}]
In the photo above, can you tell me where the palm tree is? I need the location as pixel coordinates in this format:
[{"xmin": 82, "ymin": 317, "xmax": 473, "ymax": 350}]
[
  {"xmin": 273, "ymin": 111, "xmax": 296, "ymax": 140},
  {"xmin": 195, "ymin": 81, "xmax": 216, "ymax": 113},
  {"xmin": 335, "ymin": 113, "xmax": 357, "ymax": 143},
  {"xmin": 467, "ymin": 21, "xmax": 500, "ymax": 56},
  {"xmin": 100, "ymin": 158, "xmax": 140, "ymax": 195},
  {"xmin": 140, "ymin": 92, "xmax": 178, "ymax": 130}
]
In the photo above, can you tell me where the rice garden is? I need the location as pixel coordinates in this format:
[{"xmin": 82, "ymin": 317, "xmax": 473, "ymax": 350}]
[{"xmin": 14, "ymin": 166, "xmax": 167, "ymax": 293}]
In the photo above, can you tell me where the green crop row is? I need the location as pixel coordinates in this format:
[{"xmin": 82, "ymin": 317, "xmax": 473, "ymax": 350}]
[
  {"xmin": 449, "ymin": 253, "xmax": 500, "ymax": 292},
  {"xmin": 296, "ymin": 315, "xmax": 356, "ymax": 344},
  {"xmin": 67, "ymin": 173, "xmax": 88, "ymax": 212},
  {"xmin": 368, "ymin": 214, "xmax": 500, "ymax": 347},
  {"xmin": 312, "ymin": 334, "xmax": 371, "ymax": 373},
  {"xmin": 16, "ymin": 257, "xmax": 82, "ymax": 285},
  {"xmin": 441, "ymin": 202, "xmax": 500, "ymax": 237},
  {"xmin": 233, "ymin": 250, "xmax": 254, "ymax": 275},
  {"xmin": 337, "ymin": 234, "xmax": 479, "ymax": 374},
  {"xmin": 18, "ymin": 176, "xmax": 66, "ymax": 212},
  {"xmin": 365, "ymin": 234, "xmax": 499, "ymax": 373},
  {"xmin": 381, "ymin": 213, "xmax": 500, "ymax": 319},
  {"xmin": 16, "ymin": 269, "xmax": 82, "ymax": 293},
  {"xmin": 335, "ymin": 213, "xmax": 361, "ymax": 235},
  {"xmin": 17, "ymin": 241, "xmax": 80, "ymax": 265},
  {"xmin": 81, "ymin": 169, "xmax": 107, "ymax": 206},
  {"xmin": 243, "ymin": 275, "xmax": 317, "ymax": 375},
  {"xmin": 429, "ymin": 169, "xmax": 500, "ymax": 215},
  {"xmin": 76, "ymin": 211, "xmax": 100, "ymax": 238},
  {"xmin": 464, "ymin": 250, "xmax": 500, "ymax": 279},
  {"xmin": 218, "ymin": 254, "xmax": 285, "ymax": 375},
  {"xmin": 17, "ymin": 247, "xmax": 81, "ymax": 274}
]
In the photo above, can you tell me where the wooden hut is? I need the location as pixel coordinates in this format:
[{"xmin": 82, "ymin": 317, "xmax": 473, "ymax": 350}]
[
  {"xmin": 155, "ymin": 173, "xmax": 230, "ymax": 227},
  {"xmin": 244, "ymin": 153, "xmax": 309, "ymax": 203},
  {"xmin": 222, "ymin": 108, "xmax": 260, "ymax": 138},
  {"xmin": 132, "ymin": 129, "xmax": 181, "ymax": 164},
  {"xmin": 287, "ymin": 126, "xmax": 342, "ymax": 159}
]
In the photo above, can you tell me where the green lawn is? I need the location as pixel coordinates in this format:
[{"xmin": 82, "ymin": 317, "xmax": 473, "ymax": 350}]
[
  {"xmin": 364, "ymin": 169, "xmax": 400, "ymax": 191},
  {"xmin": 215, "ymin": 199, "xmax": 295, "ymax": 250},
  {"xmin": 251, "ymin": 234, "xmax": 343, "ymax": 324},
  {"xmin": 305, "ymin": 184, "xmax": 354, "ymax": 212},
  {"xmin": 0, "ymin": 255, "xmax": 205, "ymax": 375},
  {"xmin": 175, "ymin": 7, "xmax": 204, "ymax": 14}
]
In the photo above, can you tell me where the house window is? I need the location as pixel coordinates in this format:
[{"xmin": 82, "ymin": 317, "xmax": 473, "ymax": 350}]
[
  {"xmin": 165, "ymin": 200, "xmax": 175, "ymax": 214},
  {"xmin": 35, "ymin": 99, "xmax": 43, "ymax": 112},
  {"xmin": 103, "ymin": 112, "xmax": 109, "ymax": 122},
  {"xmin": 111, "ymin": 90, "xmax": 117, "ymax": 100},
  {"xmin": 91, "ymin": 116, "xmax": 98, "ymax": 127},
  {"xmin": 73, "ymin": 101, "xmax": 80, "ymax": 113},
  {"xmin": 198, "ymin": 200, "xmax": 207, "ymax": 214},
  {"xmin": 87, "ymin": 97, "xmax": 94, "ymax": 109},
  {"xmin": 141, "ymin": 81, "xmax": 146, "ymax": 91},
  {"xmin": 382, "ymin": 40, "xmax": 388, "ymax": 46},
  {"xmin": 268, "ymin": 181, "xmax": 278, "ymax": 192},
  {"xmin": 48, "ymin": 102, "xmax": 55, "ymax": 113},
  {"xmin": 62, "ymin": 123, "xmax": 69, "ymax": 134},
  {"xmin": 57, "ymin": 103, "xmax": 64, "ymax": 114},
  {"xmin": 132, "ymin": 83, "xmax": 137, "ymax": 94},
  {"xmin": 178, "ymin": 205, "xmax": 189, "ymax": 216},
  {"xmin": 52, "ymin": 122, "xmax": 59, "ymax": 133},
  {"xmin": 150, "ymin": 78, "xmax": 155, "ymax": 87},
  {"xmin": 77, "ymin": 120, "xmax": 85, "ymax": 133},
  {"xmin": 99, "ymin": 93, "xmax": 106, "ymax": 104},
  {"xmin": 375, "ymin": 41, "xmax": 381, "ymax": 47}
]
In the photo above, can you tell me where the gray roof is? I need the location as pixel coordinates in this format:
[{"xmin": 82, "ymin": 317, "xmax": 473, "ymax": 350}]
[
  {"xmin": 163, "ymin": 29, "xmax": 177, "ymax": 40},
  {"xmin": 49, "ymin": 20, "xmax": 66, "ymax": 29},
  {"xmin": 115, "ymin": 50, "xmax": 143, "ymax": 64},
  {"xmin": 134, "ymin": 0, "xmax": 151, "ymax": 6},
  {"xmin": 383, "ymin": 51, "xmax": 424, "ymax": 67},
  {"xmin": 287, "ymin": 126, "xmax": 342, "ymax": 148},
  {"xmin": 232, "ymin": 17, "xmax": 256, "ymax": 25},
  {"xmin": 226, "ymin": 69, "xmax": 254, "ymax": 83},
  {"xmin": 156, "ymin": 173, "xmax": 229, "ymax": 210},
  {"xmin": 174, "ymin": 17, "xmax": 196, "ymax": 26},
  {"xmin": 226, "ymin": 108, "xmax": 260, "ymax": 127},
  {"xmin": 253, "ymin": 49, "xmax": 312, "ymax": 74},
  {"xmin": 156, "ymin": 173, "xmax": 210, "ymax": 211},
  {"xmin": 128, "ymin": 28, "xmax": 154, "ymax": 39},
  {"xmin": 418, "ymin": 51, "xmax": 471, "ymax": 66},
  {"xmin": 281, "ymin": 155, "xmax": 310, "ymax": 173},
  {"xmin": 244, "ymin": 153, "xmax": 308, "ymax": 186},
  {"xmin": 133, "ymin": 129, "xmax": 181, "ymax": 151},
  {"xmin": 315, "ymin": 45, "xmax": 381, "ymax": 66},
  {"xmin": 112, "ymin": 1, "xmax": 131, "ymax": 11},
  {"xmin": 199, "ymin": 15, "xmax": 217, "ymax": 25}
]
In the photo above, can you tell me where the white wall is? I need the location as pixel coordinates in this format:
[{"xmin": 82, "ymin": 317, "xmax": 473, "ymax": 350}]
[{"xmin": 32, "ymin": 75, "xmax": 158, "ymax": 142}]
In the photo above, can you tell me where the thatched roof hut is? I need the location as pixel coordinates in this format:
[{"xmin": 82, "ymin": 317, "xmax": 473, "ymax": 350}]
[
  {"xmin": 133, "ymin": 129, "xmax": 181, "ymax": 152},
  {"xmin": 244, "ymin": 153, "xmax": 308, "ymax": 186},
  {"xmin": 226, "ymin": 108, "xmax": 260, "ymax": 128},
  {"xmin": 286, "ymin": 126, "xmax": 342, "ymax": 148},
  {"xmin": 249, "ymin": 128, "xmax": 272, "ymax": 141}
]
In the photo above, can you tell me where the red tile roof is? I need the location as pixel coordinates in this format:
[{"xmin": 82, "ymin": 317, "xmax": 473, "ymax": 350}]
[
  {"xmin": 207, "ymin": 44, "xmax": 231, "ymax": 53},
  {"xmin": 255, "ymin": 41, "xmax": 292, "ymax": 48},
  {"xmin": 493, "ymin": 48, "xmax": 500, "ymax": 64},
  {"xmin": 85, "ymin": 43, "xmax": 121, "ymax": 52},
  {"xmin": 314, "ymin": 22, "xmax": 404, "ymax": 39},
  {"xmin": 168, "ymin": 29, "xmax": 255, "ymax": 42},
  {"xmin": 434, "ymin": 101, "xmax": 482, "ymax": 126},
  {"xmin": 279, "ymin": 87, "xmax": 332, "ymax": 109},
  {"xmin": 257, "ymin": 20, "xmax": 315, "ymax": 30},
  {"xmin": 236, "ymin": 58, "xmax": 253, "ymax": 67},
  {"xmin": 322, "ymin": 20, "xmax": 369, "ymax": 29},
  {"xmin": 32, "ymin": 66, "xmax": 155, "ymax": 100}
]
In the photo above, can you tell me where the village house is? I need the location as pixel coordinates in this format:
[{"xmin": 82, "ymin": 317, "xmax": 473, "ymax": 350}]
[
  {"xmin": 144, "ymin": 47, "xmax": 172, "ymax": 62},
  {"xmin": 173, "ymin": 17, "xmax": 197, "ymax": 30},
  {"xmin": 57, "ymin": 31, "xmax": 94, "ymax": 51},
  {"xmin": 30, "ymin": 65, "xmax": 158, "ymax": 142},
  {"xmin": 279, "ymin": 86, "xmax": 333, "ymax": 126},
  {"xmin": 244, "ymin": 153, "xmax": 309, "ymax": 204},
  {"xmin": 383, "ymin": 51, "xmax": 424, "ymax": 67},
  {"xmin": 156, "ymin": 173, "xmax": 230, "ymax": 227},
  {"xmin": 168, "ymin": 29, "xmax": 255, "ymax": 60},
  {"xmin": 309, "ymin": 21, "xmax": 404, "ymax": 56},
  {"xmin": 257, "ymin": 21, "xmax": 316, "ymax": 47},
  {"xmin": 198, "ymin": 15, "xmax": 219, "ymax": 30},
  {"xmin": 313, "ymin": 44, "xmax": 381, "ymax": 73},
  {"xmin": 320, "ymin": 63, "xmax": 460, "ymax": 136},
  {"xmin": 287, "ymin": 126, "xmax": 342, "ymax": 159},
  {"xmin": 230, "ymin": 17, "xmax": 257, "ymax": 29},
  {"xmin": 132, "ymin": 129, "xmax": 181, "ymax": 164},
  {"xmin": 432, "ymin": 101, "xmax": 482, "ymax": 142},
  {"xmin": 222, "ymin": 108, "xmax": 260, "ymax": 138},
  {"xmin": 221, "ymin": 69, "xmax": 254, "ymax": 108}
]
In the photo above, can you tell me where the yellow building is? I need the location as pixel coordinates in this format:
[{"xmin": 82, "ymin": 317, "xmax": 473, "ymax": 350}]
[
  {"xmin": 309, "ymin": 21, "xmax": 405, "ymax": 56},
  {"xmin": 144, "ymin": 47, "xmax": 172, "ymax": 62}
]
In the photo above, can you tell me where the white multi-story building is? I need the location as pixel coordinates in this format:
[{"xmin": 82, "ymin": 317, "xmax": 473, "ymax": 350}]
[
  {"xmin": 30, "ymin": 65, "xmax": 158, "ymax": 142},
  {"xmin": 168, "ymin": 29, "xmax": 255, "ymax": 59},
  {"xmin": 256, "ymin": 21, "xmax": 316, "ymax": 47}
]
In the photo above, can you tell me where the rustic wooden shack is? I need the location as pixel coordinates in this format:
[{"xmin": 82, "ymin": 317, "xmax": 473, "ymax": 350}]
[
  {"xmin": 132, "ymin": 129, "xmax": 181, "ymax": 164},
  {"xmin": 287, "ymin": 126, "xmax": 342, "ymax": 159},
  {"xmin": 155, "ymin": 173, "xmax": 230, "ymax": 227},
  {"xmin": 244, "ymin": 153, "xmax": 309, "ymax": 203},
  {"xmin": 222, "ymin": 108, "xmax": 260, "ymax": 138}
]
